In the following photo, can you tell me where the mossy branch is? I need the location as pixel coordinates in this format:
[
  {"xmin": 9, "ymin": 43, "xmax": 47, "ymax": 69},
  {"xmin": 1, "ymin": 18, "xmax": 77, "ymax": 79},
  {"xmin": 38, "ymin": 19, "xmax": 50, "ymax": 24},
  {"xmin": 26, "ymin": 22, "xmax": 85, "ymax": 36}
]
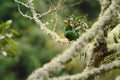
[
  {"xmin": 107, "ymin": 24, "xmax": 120, "ymax": 43},
  {"xmin": 50, "ymin": 60, "xmax": 120, "ymax": 80},
  {"xmin": 27, "ymin": 0, "xmax": 120, "ymax": 80},
  {"xmin": 99, "ymin": 0, "xmax": 111, "ymax": 16},
  {"xmin": 14, "ymin": 0, "xmax": 69, "ymax": 44},
  {"xmin": 14, "ymin": 0, "xmax": 120, "ymax": 80}
]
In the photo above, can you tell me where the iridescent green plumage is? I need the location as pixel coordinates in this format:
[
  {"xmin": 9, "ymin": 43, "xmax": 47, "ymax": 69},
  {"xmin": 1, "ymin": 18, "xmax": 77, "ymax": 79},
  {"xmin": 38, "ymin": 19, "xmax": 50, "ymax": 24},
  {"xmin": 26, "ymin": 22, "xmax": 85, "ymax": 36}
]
[
  {"xmin": 64, "ymin": 30, "xmax": 79, "ymax": 41},
  {"xmin": 64, "ymin": 16, "xmax": 79, "ymax": 41},
  {"xmin": 64, "ymin": 15, "xmax": 88, "ymax": 41}
]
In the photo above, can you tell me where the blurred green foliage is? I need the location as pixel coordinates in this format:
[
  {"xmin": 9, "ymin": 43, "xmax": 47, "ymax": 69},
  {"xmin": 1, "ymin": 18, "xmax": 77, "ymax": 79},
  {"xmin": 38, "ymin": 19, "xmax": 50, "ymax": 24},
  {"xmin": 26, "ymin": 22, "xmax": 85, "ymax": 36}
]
[
  {"xmin": 0, "ymin": 20, "xmax": 19, "ymax": 57},
  {"xmin": 0, "ymin": 0, "xmax": 119, "ymax": 80}
]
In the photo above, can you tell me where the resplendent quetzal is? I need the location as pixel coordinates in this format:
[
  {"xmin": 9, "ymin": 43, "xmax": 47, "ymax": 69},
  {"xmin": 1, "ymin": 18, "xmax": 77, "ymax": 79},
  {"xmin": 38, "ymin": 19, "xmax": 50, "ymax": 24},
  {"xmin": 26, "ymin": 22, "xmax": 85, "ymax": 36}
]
[
  {"xmin": 64, "ymin": 16, "xmax": 79, "ymax": 41},
  {"xmin": 64, "ymin": 29, "xmax": 79, "ymax": 41},
  {"xmin": 64, "ymin": 15, "xmax": 88, "ymax": 41}
]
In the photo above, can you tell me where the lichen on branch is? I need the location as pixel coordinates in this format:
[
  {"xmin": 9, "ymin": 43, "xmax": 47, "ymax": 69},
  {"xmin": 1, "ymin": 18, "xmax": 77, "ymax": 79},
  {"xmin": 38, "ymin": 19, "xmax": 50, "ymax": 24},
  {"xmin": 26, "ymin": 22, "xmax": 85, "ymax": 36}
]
[{"xmin": 14, "ymin": 0, "xmax": 120, "ymax": 80}]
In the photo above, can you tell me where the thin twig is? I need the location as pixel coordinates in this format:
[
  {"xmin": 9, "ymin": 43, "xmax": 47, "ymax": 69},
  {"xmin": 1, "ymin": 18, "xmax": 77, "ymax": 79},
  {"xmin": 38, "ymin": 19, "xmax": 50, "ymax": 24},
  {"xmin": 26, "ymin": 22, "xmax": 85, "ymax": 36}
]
[
  {"xmin": 14, "ymin": 0, "xmax": 29, "ymax": 8},
  {"xmin": 17, "ymin": 4, "xmax": 33, "ymax": 20}
]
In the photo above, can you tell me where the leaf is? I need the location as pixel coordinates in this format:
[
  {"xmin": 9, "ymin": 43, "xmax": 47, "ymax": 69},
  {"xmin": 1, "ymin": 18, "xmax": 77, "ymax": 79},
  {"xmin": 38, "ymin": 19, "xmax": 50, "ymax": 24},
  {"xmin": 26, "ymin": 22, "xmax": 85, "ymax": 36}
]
[
  {"xmin": 0, "ymin": 20, "xmax": 12, "ymax": 32},
  {"xmin": 5, "ymin": 33, "xmax": 12, "ymax": 38},
  {"xmin": 9, "ymin": 29, "xmax": 19, "ymax": 35},
  {"xmin": 0, "ymin": 22, "xmax": 9, "ymax": 30},
  {"xmin": 0, "ymin": 35, "xmax": 5, "ymax": 40},
  {"xmin": 2, "ymin": 51, "xmax": 7, "ymax": 56},
  {"xmin": 5, "ymin": 38, "xmax": 19, "ymax": 46},
  {"xmin": 6, "ymin": 20, "xmax": 12, "ymax": 26}
]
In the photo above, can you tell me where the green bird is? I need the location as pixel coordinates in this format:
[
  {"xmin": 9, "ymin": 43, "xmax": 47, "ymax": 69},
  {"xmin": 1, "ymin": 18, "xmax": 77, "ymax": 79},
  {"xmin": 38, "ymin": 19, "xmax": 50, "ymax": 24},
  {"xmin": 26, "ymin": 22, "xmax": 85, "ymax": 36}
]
[{"xmin": 64, "ymin": 30, "xmax": 79, "ymax": 41}]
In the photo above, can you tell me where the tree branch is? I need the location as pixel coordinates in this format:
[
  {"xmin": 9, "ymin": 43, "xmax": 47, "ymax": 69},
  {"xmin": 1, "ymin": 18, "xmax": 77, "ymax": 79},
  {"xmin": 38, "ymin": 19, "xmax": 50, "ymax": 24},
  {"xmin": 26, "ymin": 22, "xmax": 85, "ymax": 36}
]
[
  {"xmin": 50, "ymin": 60, "xmax": 120, "ymax": 80},
  {"xmin": 99, "ymin": 0, "xmax": 112, "ymax": 17},
  {"xmin": 25, "ymin": 0, "xmax": 69, "ymax": 44},
  {"xmin": 27, "ymin": 0, "xmax": 120, "ymax": 80},
  {"xmin": 107, "ymin": 24, "xmax": 120, "ymax": 43}
]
